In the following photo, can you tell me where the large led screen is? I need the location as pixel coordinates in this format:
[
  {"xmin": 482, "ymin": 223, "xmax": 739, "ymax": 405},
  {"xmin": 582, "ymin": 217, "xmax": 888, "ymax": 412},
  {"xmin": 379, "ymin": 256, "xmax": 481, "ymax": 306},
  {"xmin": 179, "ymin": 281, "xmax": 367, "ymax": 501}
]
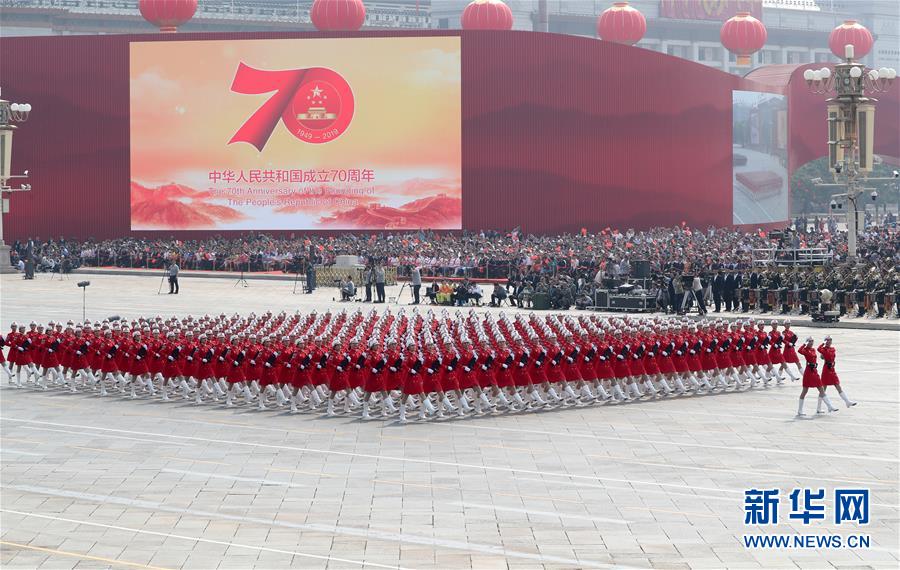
[
  {"xmin": 130, "ymin": 37, "xmax": 462, "ymax": 230},
  {"xmin": 732, "ymin": 90, "xmax": 788, "ymax": 225}
]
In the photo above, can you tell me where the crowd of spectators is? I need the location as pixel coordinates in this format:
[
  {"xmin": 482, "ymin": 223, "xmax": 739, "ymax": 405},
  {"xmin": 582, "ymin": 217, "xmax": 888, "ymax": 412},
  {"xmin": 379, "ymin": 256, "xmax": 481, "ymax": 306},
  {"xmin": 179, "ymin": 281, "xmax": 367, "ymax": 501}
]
[{"xmin": 8, "ymin": 223, "xmax": 899, "ymax": 314}]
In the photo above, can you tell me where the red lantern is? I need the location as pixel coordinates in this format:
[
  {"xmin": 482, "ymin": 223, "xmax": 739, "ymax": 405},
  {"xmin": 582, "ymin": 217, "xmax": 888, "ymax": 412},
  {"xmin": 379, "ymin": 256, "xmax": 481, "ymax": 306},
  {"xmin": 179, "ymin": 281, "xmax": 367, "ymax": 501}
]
[
  {"xmin": 720, "ymin": 12, "xmax": 767, "ymax": 66},
  {"xmin": 310, "ymin": 0, "xmax": 366, "ymax": 32},
  {"xmin": 138, "ymin": 0, "xmax": 197, "ymax": 33},
  {"xmin": 461, "ymin": 0, "xmax": 513, "ymax": 31},
  {"xmin": 829, "ymin": 20, "xmax": 874, "ymax": 60},
  {"xmin": 596, "ymin": 1, "xmax": 646, "ymax": 46}
]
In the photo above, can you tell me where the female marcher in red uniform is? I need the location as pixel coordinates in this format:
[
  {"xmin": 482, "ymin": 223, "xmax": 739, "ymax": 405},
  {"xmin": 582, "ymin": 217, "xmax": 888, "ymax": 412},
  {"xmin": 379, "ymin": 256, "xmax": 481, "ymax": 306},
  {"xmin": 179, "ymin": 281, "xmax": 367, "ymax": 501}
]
[
  {"xmin": 68, "ymin": 327, "xmax": 95, "ymax": 390},
  {"xmin": 767, "ymin": 321, "xmax": 788, "ymax": 385},
  {"xmin": 779, "ymin": 322, "xmax": 802, "ymax": 381},
  {"xmin": 818, "ymin": 335, "xmax": 856, "ymax": 409},
  {"xmin": 796, "ymin": 337, "xmax": 836, "ymax": 416},
  {"xmin": 398, "ymin": 342, "xmax": 424, "ymax": 423}
]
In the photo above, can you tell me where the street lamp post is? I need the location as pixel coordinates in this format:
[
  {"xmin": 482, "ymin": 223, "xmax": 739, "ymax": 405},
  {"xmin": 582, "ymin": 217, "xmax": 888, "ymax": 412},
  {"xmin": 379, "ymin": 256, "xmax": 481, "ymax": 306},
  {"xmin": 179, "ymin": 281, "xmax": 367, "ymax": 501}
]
[
  {"xmin": 805, "ymin": 46, "xmax": 896, "ymax": 259},
  {"xmin": 0, "ymin": 89, "xmax": 32, "ymax": 273}
]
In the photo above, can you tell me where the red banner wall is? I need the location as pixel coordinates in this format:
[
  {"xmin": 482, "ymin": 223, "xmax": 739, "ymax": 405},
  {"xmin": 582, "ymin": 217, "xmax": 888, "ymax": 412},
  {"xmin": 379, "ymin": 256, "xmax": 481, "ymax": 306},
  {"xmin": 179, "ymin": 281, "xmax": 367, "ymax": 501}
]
[{"xmin": 1, "ymin": 30, "xmax": 748, "ymax": 240}]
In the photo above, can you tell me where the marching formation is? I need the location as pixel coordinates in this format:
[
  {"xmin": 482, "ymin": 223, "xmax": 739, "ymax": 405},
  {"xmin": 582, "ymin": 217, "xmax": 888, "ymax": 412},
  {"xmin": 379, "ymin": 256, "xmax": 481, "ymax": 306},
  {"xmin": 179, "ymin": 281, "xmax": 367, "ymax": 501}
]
[{"xmin": 1, "ymin": 308, "xmax": 854, "ymax": 422}]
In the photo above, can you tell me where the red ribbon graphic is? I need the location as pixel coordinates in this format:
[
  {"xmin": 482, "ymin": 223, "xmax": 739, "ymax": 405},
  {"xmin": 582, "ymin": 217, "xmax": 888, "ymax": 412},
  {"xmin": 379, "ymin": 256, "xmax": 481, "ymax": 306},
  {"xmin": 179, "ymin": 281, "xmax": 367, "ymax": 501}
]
[
  {"xmin": 229, "ymin": 63, "xmax": 354, "ymax": 151},
  {"xmin": 228, "ymin": 63, "xmax": 310, "ymax": 151}
]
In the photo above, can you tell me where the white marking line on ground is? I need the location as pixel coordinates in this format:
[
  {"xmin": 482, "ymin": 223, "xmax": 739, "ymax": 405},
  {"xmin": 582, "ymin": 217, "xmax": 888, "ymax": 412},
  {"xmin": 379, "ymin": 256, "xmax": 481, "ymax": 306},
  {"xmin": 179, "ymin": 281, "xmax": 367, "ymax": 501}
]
[
  {"xmin": 0, "ymin": 448, "xmax": 44, "ymax": 457},
  {"xmin": 455, "ymin": 502, "xmax": 631, "ymax": 525},
  {"xmin": 437, "ymin": 423, "xmax": 900, "ymax": 464},
  {"xmin": 0, "ymin": 508, "xmax": 411, "ymax": 570},
  {"xmin": 512, "ymin": 476, "xmax": 900, "ymax": 511},
  {"xmin": 582, "ymin": 454, "xmax": 890, "ymax": 488},
  {"xmin": 5, "ymin": 416, "xmax": 899, "ymax": 509},
  {"xmin": 513, "ymin": 476, "xmax": 733, "ymax": 503},
  {"xmin": 2, "ymin": 486, "xmax": 622, "ymax": 569},
  {"xmin": 632, "ymin": 406, "xmax": 899, "ymax": 429},
  {"xmin": 18, "ymin": 425, "xmax": 195, "ymax": 447},
  {"xmin": 159, "ymin": 468, "xmax": 306, "ymax": 489},
  {"xmin": 3, "ymin": 416, "xmax": 860, "ymax": 500},
  {"xmin": 0, "ymin": 540, "xmax": 171, "ymax": 570}
]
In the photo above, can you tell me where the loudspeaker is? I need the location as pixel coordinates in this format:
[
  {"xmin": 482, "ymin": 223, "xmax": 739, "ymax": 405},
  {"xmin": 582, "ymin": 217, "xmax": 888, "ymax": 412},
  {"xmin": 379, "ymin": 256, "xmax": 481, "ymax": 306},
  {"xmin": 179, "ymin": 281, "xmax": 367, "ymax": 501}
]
[{"xmin": 634, "ymin": 260, "xmax": 651, "ymax": 279}]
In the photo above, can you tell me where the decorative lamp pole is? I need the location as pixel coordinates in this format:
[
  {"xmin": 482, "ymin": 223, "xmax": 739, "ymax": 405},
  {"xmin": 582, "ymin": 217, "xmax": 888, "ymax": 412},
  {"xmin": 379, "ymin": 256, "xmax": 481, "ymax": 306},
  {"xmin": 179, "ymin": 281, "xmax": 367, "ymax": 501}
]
[
  {"xmin": 804, "ymin": 42, "xmax": 896, "ymax": 258},
  {"xmin": 0, "ymin": 89, "xmax": 32, "ymax": 273}
]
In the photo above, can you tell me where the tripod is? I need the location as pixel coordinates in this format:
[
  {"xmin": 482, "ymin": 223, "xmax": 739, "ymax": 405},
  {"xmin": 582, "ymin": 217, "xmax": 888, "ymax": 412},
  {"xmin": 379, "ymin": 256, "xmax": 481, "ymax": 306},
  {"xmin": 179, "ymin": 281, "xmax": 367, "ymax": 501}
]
[
  {"xmin": 234, "ymin": 267, "xmax": 249, "ymax": 288},
  {"xmin": 395, "ymin": 282, "xmax": 408, "ymax": 304},
  {"xmin": 157, "ymin": 268, "xmax": 168, "ymax": 295},
  {"xmin": 292, "ymin": 270, "xmax": 303, "ymax": 294}
]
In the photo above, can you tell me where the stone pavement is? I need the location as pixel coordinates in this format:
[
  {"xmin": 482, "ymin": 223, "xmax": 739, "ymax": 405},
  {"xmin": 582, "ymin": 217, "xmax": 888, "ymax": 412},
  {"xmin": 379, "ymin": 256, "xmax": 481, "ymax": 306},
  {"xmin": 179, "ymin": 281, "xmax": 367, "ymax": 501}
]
[{"xmin": 1, "ymin": 273, "xmax": 898, "ymax": 569}]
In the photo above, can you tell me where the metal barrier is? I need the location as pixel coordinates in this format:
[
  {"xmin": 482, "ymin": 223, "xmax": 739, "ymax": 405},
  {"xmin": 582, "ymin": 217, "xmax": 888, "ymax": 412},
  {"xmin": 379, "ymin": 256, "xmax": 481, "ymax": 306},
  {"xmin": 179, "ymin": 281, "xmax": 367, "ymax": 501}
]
[{"xmin": 752, "ymin": 247, "xmax": 833, "ymax": 267}]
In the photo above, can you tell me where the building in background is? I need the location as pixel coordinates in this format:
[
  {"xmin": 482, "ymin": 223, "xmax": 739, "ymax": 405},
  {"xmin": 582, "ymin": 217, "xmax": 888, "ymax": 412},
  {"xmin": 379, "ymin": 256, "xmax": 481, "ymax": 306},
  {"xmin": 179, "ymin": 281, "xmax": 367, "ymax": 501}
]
[
  {"xmin": 434, "ymin": 0, "xmax": 898, "ymax": 73},
  {"xmin": 0, "ymin": 0, "xmax": 431, "ymax": 34},
  {"xmin": 0, "ymin": 0, "xmax": 896, "ymax": 71}
]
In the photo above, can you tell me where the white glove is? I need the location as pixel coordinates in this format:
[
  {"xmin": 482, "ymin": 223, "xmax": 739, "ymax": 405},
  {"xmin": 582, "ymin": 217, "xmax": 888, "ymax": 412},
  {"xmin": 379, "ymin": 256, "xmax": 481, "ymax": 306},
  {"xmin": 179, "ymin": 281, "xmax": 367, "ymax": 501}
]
[
  {"xmin": 371, "ymin": 368, "xmax": 378, "ymax": 373},
  {"xmin": 167, "ymin": 356, "xmax": 174, "ymax": 361},
  {"xmin": 617, "ymin": 354, "xmax": 624, "ymax": 360},
  {"xmin": 676, "ymin": 351, "xmax": 683, "ymax": 356},
  {"xmin": 501, "ymin": 364, "xmax": 509, "ymax": 369},
  {"xmin": 316, "ymin": 364, "xmax": 322, "ymax": 369},
  {"xmin": 463, "ymin": 366, "xmax": 471, "ymax": 372},
  {"xmin": 390, "ymin": 366, "xmax": 397, "ymax": 372},
  {"xmin": 76, "ymin": 351, "xmax": 82, "ymax": 356},
  {"xmin": 355, "ymin": 364, "xmax": 361, "ymax": 369},
  {"xmin": 410, "ymin": 369, "xmax": 417, "ymax": 375},
  {"xmin": 481, "ymin": 365, "xmax": 488, "ymax": 370},
  {"xmin": 265, "ymin": 363, "xmax": 272, "ymax": 368},
  {"xmin": 336, "ymin": 366, "xmax": 343, "ymax": 372}
]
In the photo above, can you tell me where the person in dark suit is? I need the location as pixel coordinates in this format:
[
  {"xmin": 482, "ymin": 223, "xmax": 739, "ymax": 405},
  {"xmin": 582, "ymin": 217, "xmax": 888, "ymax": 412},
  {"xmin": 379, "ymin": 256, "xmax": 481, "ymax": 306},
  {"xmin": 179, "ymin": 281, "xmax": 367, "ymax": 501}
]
[
  {"xmin": 723, "ymin": 271, "xmax": 737, "ymax": 312},
  {"xmin": 712, "ymin": 270, "xmax": 725, "ymax": 312}
]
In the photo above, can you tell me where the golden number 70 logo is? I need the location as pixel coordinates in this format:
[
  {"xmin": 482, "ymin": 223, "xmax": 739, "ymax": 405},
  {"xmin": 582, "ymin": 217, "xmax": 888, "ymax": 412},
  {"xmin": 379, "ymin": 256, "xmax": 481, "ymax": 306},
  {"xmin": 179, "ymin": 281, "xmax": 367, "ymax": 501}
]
[{"xmin": 228, "ymin": 63, "xmax": 355, "ymax": 151}]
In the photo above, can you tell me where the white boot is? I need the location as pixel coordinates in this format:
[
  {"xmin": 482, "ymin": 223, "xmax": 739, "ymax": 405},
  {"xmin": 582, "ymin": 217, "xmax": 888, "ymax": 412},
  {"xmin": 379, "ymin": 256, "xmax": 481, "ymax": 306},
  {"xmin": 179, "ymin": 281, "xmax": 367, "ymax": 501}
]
[
  {"xmin": 688, "ymin": 374, "xmax": 700, "ymax": 390},
  {"xmin": 423, "ymin": 397, "xmax": 436, "ymax": 415},
  {"xmin": 418, "ymin": 399, "xmax": 428, "ymax": 421},
  {"xmin": 459, "ymin": 394, "xmax": 473, "ymax": 412},
  {"xmin": 479, "ymin": 392, "xmax": 493, "ymax": 410},
  {"xmin": 362, "ymin": 400, "xmax": 372, "ymax": 420},
  {"xmin": 822, "ymin": 395, "xmax": 838, "ymax": 412},
  {"xmin": 816, "ymin": 396, "xmax": 826, "ymax": 414},
  {"xmin": 326, "ymin": 398, "xmax": 335, "ymax": 417},
  {"xmin": 289, "ymin": 395, "xmax": 299, "ymax": 413},
  {"xmin": 442, "ymin": 395, "xmax": 457, "ymax": 413},
  {"xmin": 564, "ymin": 385, "xmax": 578, "ymax": 401},
  {"xmin": 613, "ymin": 384, "xmax": 627, "ymax": 401},
  {"xmin": 530, "ymin": 389, "xmax": 547, "ymax": 406},
  {"xmin": 839, "ymin": 391, "xmax": 857, "ymax": 407},
  {"xmin": 242, "ymin": 385, "xmax": 254, "ymax": 403},
  {"xmin": 398, "ymin": 400, "xmax": 407, "ymax": 424},
  {"xmin": 547, "ymin": 387, "xmax": 562, "ymax": 403},
  {"xmin": 595, "ymin": 382, "xmax": 611, "ymax": 401},
  {"xmin": 258, "ymin": 390, "xmax": 268, "ymax": 410},
  {"xmin": 674, "ymin": 377, "xmax": 687, "ymax": 394},
  {"xmin": 512, "ymin": 392, "xmax": 526, "ymax": 409},
  {"xmin": 797, "ymin": 398, "xmax": 805, "ymax": 417},
  {"xmin": 180, "ymin": 379, "xmax": 191, "ymax": 400},
  {"xmin": 130, "ymin": 383, "xmax": 137, "ymax": 399},
  {"xmin": 275, "ymin": 387, "xmax": 287, "ymax": 406},
  {"xmin": 384, "ymin": 395, "xmax": 398, "ymax": 413},
  {"xmin": 643, "ymin": 380, "xmax": 658, "ymax": 397}
]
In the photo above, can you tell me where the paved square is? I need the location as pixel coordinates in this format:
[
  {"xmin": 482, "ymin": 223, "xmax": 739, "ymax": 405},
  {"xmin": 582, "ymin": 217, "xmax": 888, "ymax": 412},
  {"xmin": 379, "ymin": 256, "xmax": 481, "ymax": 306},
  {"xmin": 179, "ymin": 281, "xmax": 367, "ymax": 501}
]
[{"xmin": 1, "ymin": 273, "xmax": 898, "ymax": 569}]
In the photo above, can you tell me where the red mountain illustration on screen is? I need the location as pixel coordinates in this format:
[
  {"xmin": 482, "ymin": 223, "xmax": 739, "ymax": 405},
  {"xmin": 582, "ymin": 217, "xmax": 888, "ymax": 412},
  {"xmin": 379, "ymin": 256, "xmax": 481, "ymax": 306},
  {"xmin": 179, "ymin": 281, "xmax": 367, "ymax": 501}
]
[
  {"xmin": 318, "ymin": 194, "xmax": 461, "ymax": 229},
  {"xmin": 131, "ymin": 181, "xmax": 245, "ymax": 229}
]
